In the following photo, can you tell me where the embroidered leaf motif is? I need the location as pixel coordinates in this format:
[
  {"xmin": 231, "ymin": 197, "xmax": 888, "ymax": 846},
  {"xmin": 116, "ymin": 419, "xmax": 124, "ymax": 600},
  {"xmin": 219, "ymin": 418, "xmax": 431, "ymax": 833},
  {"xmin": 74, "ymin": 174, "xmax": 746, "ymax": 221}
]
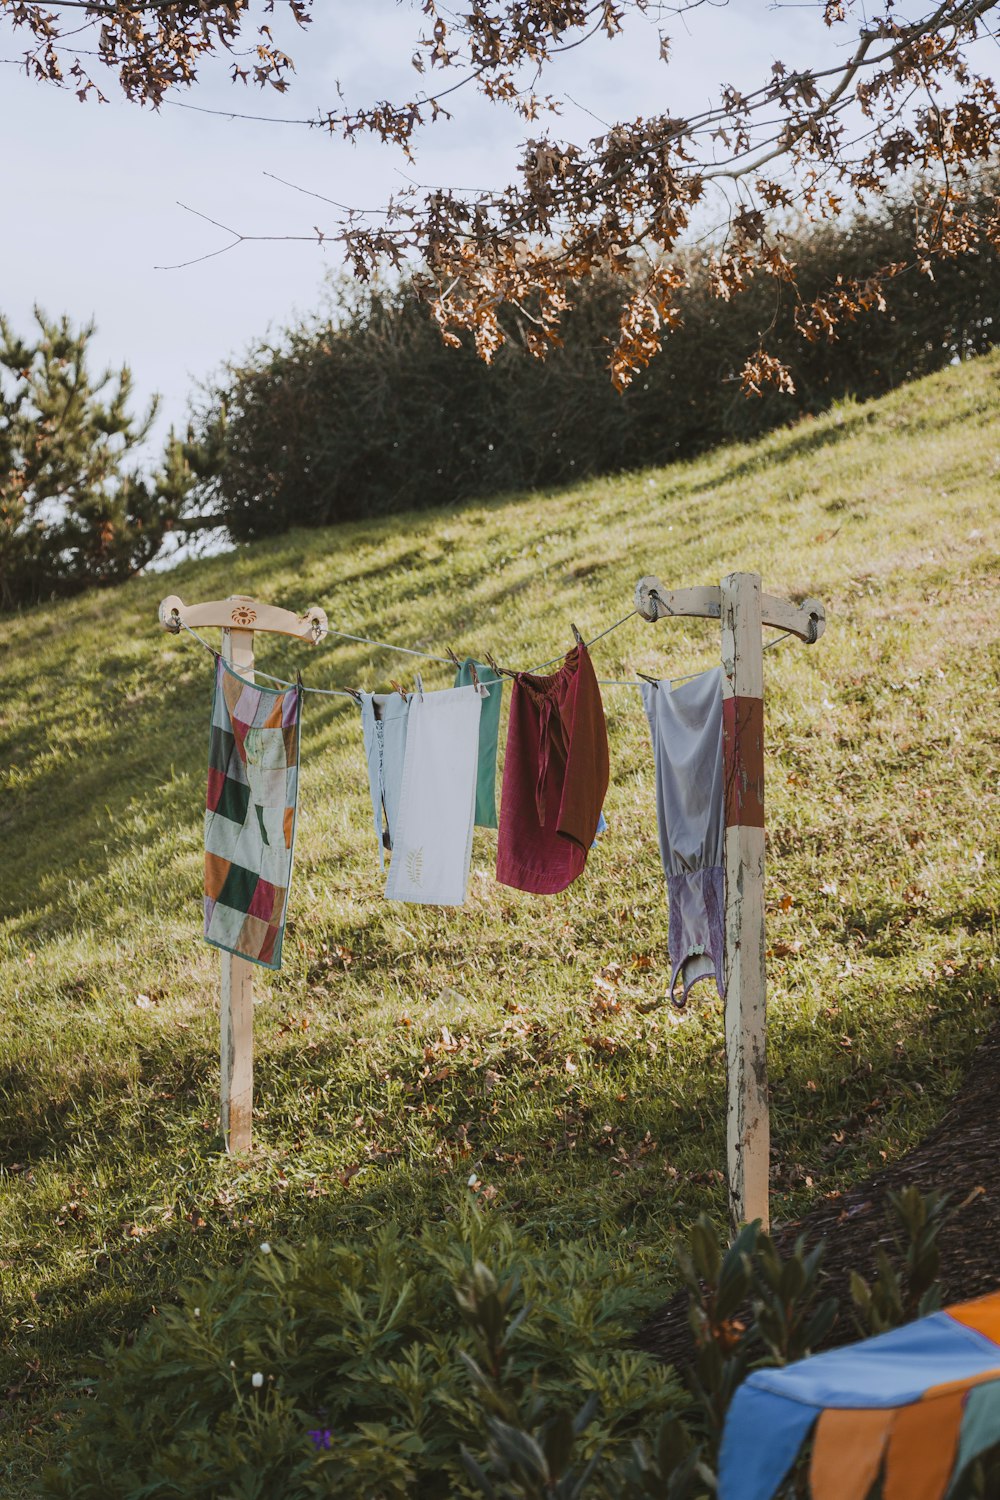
[{"xmin": 406, "ymin": 848, "xmax": 424, "ymax": 888}]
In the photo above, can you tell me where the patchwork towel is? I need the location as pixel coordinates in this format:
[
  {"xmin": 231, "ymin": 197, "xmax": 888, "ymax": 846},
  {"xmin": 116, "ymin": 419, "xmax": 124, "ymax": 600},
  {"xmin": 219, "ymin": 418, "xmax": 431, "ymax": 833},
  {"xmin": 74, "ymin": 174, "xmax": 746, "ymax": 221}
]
[
  {"xmin": 204, "ymin": 656, "xmax": 302, "ymax": 969},
  {"xmin": 385, "ymin": 683, "xmax": 483, "ymax": 906}
]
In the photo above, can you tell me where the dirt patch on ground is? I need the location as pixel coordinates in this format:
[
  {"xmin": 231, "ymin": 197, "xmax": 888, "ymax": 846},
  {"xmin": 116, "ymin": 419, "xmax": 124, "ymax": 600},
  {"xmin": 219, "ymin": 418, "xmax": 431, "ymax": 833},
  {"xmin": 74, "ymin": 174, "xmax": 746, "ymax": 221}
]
[{"xmin": 635, "ymin": 1019, "xmax": 1000, "ymax": 1367}]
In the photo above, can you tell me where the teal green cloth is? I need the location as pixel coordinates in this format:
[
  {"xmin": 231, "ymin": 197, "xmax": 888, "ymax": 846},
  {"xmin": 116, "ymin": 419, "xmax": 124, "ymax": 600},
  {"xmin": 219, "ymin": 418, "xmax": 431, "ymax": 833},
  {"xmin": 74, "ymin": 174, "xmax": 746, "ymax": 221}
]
[
  {"xmin": 454, "ymin": 658, "xmax": 502, "ymax": 829},
  {"xmin": 948, "ymin": 1379, "xmax": 1000, "ymax": 1494}
]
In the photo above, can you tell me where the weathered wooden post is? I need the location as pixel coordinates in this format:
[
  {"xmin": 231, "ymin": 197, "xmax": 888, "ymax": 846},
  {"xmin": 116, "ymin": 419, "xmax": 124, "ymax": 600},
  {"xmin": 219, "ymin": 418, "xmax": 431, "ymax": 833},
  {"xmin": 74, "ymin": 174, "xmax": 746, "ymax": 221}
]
[
  {"xmin": 720, "ymin": 572, "xmax": 769, "ymax": 1231},
  {"xmin": 635, "ymin": 575, "xmax": 825, "ymax": 1230},
  {"xmin": 158, "ymin": 593, "xmax": 328, "ymax": 1152}
]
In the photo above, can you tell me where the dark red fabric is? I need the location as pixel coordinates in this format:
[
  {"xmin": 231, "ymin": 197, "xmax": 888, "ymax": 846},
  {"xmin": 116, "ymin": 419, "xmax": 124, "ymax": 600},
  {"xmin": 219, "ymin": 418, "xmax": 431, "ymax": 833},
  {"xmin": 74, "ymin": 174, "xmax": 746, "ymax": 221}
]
[{"xmin": 496, "ymin": 644, "xmax": 610, "ymax": 894}]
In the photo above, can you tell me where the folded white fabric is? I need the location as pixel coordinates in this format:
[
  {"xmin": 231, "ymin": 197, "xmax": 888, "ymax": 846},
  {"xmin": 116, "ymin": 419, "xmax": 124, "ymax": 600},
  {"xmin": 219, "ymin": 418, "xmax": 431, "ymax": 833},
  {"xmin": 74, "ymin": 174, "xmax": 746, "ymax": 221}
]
[{"xmin": 385, "ymin": 682, "xmax": 484, "ymax": 906}]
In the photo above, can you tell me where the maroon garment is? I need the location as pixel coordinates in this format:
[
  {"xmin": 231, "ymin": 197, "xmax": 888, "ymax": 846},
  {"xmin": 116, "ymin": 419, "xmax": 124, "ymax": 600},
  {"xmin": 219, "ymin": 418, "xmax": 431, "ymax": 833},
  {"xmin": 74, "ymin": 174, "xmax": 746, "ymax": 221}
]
[{"xmin": 496, "ymin": 644, "xmax": 610, "ymax": 894}]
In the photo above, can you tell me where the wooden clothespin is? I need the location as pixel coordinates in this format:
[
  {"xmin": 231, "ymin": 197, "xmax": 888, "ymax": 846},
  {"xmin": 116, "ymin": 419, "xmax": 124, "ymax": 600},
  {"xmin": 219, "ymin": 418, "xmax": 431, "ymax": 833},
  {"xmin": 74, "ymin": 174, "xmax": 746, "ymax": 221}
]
[
  {"xmin": 447, "ymin": 646, "xmax": 483, "ymax": 690},
  {"xmin": 636, "ymin": 670, "xmax": 660, "ymax": 688},
  {"xmin": 484, "ymin": 651, "xmax": 516, "ymax": 681},
  {"xmin": 571, "ymin": 623, "xmax": 585, "ymax": 646},
  {"xmin": 389, "ymin": 679, "xmax": 409, "ymax": 701}
]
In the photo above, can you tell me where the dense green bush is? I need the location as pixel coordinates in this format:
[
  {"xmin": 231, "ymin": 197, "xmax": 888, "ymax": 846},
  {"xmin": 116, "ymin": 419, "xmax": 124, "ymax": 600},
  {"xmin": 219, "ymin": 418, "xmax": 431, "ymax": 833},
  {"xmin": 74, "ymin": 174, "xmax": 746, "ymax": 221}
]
[
  {"xmin": 195, "ymin": 181, "xmax": 1000, "ymax": 541},
  {"xmin": 40, "ymin": 1206, "xmax": 683, "ymax": 1500},
  {"xmin": 44, "ymin": 1189, "xmax": 1000, "ymax": 1499}
]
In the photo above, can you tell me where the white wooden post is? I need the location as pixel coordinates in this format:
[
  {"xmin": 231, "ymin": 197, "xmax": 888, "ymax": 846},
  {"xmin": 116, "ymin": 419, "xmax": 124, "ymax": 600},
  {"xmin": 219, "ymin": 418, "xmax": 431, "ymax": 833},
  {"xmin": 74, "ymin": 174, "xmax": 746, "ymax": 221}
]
[
  {"xmin": 220, "ymin": 617, "xmax": 256, "ymax": 1154},
  {"xmin": 158, "ymin": 591, "xmax": 328, "ymax": 1154},
  {"xmin": 634, "ymin": 573, "xmax": 825, "ymax": 1233},
  {"xmin": 720, "ymin": 573, "xmax": 769, "ymax": 1231}
]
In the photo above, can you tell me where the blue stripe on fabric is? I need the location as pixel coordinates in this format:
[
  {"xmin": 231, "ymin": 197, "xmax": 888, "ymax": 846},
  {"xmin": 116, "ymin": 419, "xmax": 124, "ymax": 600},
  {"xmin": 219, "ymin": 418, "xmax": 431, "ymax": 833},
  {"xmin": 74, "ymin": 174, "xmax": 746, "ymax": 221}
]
[
  {"xmin": 748, "ymin": 1312, "xmax": 1000, "ymax": 1410},
  {"xmin": 718, "ymin": 1384, "xmax": 817, "ymax": 1500}
]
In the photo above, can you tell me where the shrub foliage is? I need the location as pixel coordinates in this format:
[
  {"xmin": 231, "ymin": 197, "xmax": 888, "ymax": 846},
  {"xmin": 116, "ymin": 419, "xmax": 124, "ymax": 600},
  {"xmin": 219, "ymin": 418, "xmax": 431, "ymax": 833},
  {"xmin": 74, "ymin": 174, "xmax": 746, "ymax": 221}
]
[
  {"xmin": 41, "ymin": 1189, "xmax": 1000, "ymax": 1499},
  {"xmin": 197, "ymin": 186, "xmax": 1000, "ymax": 542}
]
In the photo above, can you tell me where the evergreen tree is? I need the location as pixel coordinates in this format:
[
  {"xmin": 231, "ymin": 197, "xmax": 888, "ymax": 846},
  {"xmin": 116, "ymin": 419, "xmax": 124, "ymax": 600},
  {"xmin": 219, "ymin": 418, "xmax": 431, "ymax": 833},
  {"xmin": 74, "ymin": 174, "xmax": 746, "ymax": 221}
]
[{"xmin": 0, "ymin": 308, "xmax": 200, "ymax": 610}]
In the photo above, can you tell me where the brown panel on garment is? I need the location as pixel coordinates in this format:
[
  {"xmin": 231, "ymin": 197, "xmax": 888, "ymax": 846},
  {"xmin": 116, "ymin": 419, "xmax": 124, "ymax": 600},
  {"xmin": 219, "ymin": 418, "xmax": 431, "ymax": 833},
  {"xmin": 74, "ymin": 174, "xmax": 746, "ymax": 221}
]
[
  {"xmin": 883, "ymin": 1390, "xmax": 966, "ymax": 1500},
  {"xmin": 810, "ymin": 1407, "xmax": 894, "ymax": 1500},
  {"xmin": 722, "ymin": 695, "xmax": 765, "ymax": 829}
]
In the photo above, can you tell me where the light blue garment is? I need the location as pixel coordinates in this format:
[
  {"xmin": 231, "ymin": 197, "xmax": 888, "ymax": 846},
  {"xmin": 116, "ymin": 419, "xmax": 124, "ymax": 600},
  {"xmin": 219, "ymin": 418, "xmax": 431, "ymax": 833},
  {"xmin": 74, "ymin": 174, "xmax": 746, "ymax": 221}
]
[
  {"xmin": 640, "ymin": 668, "xmax": 725, "ymax": 1003},
  {"xmin": 360, "ymin": 692, "xmax": 409, "ymax": 871}
]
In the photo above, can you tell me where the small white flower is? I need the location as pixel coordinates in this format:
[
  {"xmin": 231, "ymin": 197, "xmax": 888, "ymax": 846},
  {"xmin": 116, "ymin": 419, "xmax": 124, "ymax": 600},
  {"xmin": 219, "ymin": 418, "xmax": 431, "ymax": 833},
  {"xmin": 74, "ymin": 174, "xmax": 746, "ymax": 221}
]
[
  {"xmin": 251, "ymin": 1372, "xmax": 264, "ymax": 1389},
  {"xmin": 260, "ymin": 1242, "xmax": 271, "ymax": 1254}
]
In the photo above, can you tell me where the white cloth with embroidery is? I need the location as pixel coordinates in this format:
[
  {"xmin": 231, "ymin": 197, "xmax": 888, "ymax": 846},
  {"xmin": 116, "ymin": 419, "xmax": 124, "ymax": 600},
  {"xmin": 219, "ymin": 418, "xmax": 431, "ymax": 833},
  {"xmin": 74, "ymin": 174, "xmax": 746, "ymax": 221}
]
[{"xmin": 385, "ymin": 682, "xmax": 484, "ymax": 906}]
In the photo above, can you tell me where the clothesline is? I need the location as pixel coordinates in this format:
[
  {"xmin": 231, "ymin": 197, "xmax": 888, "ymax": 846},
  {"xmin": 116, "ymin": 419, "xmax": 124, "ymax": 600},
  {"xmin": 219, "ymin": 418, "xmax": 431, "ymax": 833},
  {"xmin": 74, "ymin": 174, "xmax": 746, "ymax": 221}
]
[
  {"xmin": 193, "ymin": 604, "xmax": 748, "ymax": 981},
  {"xmin": 175, "ymin": 612, "xmax": 796, "ymax": 697}
]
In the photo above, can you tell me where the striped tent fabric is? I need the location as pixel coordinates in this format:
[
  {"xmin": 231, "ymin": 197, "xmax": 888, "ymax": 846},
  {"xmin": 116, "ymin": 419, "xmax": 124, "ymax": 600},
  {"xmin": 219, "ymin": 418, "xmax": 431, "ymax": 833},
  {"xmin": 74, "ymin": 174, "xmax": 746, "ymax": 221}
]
[
  {"xmin": 204, "ymin": 656, "xmax": 303, "ymax": 969},
  {"xmin": 719, "ymin": 1290, "xmax": 1000, "ymax": 1500}
]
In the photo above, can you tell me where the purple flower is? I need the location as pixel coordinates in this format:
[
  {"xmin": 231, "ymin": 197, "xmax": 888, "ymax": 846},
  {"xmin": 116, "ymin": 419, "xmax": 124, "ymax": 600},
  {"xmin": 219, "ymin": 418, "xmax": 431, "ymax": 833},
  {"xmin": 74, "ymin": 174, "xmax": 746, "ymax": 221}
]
[{"xmin": 308, "ymin": 1428, "xmax": 332, "ymax": 1452}]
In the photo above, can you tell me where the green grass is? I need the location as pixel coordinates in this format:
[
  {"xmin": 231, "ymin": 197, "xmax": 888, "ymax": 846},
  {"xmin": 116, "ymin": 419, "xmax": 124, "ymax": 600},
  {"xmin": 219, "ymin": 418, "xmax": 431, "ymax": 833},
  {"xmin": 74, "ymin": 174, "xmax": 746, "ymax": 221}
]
[{"xmin": 2, "ymin": 353, "xmax": 999, "ymax": 1489}]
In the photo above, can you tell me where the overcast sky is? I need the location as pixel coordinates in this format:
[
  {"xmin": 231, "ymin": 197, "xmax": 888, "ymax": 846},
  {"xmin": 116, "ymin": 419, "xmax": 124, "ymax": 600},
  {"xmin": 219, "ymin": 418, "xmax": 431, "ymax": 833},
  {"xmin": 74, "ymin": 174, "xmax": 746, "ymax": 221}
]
[{"xmin": 2, "ymin": 2, "xmax": 846, "ymax": 453}]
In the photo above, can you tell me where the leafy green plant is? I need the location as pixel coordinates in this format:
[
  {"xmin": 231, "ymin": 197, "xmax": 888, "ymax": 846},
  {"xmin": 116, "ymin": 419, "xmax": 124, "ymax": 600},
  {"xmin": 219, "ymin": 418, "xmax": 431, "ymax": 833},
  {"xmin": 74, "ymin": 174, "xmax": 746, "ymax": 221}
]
[
  {"xmin": 456, "ymin": 1257, "xmax": 709, "ymax": 1500},
  {"xmin": 850, "ymin": 1186, "xmax": 950, "ymax": 1336},
  {"xmin": 40, "ymin": 1208, "xmax": 682, "ymax": 1500},
  {"xmin": 675, "ymin": 1216, "xmax": 758, "ymax": 1451},
  {"xmin": 752, "ymin": 1231, "xmax": 839, "ymax": 1367}
]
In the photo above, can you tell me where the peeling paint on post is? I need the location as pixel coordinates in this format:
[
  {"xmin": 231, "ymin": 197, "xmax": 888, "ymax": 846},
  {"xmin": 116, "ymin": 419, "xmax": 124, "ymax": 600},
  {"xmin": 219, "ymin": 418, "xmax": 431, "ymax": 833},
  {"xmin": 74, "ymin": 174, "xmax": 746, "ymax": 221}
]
[{"xmin": 721, "ymin": 571, "xmax": 770, "ymax": 1232}]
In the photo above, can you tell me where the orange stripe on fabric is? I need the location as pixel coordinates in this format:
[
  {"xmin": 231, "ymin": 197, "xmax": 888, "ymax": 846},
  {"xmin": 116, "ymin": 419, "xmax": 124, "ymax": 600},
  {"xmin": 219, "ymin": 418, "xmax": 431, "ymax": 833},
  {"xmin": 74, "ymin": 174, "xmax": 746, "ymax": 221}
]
[
  {"xmin": 947, "ymin": 1291, "xmax": 1000, "ymax": 1348},
  {"xmin": 883, "ymin": 1389, "xmax": 966, "ymax": 1500},
  {"xmin": 810, "ymin": 1407, "xmax": 894, "ymax": 1500},
  {"xmin": 920, "ymin": 1369, "xmax": 1000, "ymax": 1402}
]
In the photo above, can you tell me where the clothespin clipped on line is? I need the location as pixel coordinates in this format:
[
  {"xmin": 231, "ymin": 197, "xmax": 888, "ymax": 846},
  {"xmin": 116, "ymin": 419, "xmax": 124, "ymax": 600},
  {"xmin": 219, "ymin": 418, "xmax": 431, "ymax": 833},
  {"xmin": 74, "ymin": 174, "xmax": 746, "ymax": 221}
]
[
  {"xmin": 571, "ymin": 623, "xmax": 585, "ymax": 647},
  {"xmin": 484, "ymin": 651, "xmax": 517, "ymax": 681},
  {"xmin": 636, "ymin": 671, "xmax": 660, "ymax": 689},
  {"xmin": 344, "ymin": 687, "xmax": 363, "ymax": 705},
  {"xmin": 415, "ymin": 673, "xmax": 424, "ymax": 701},
  {"xmin": 389, "ymin": 679, "xmax": 408, "ymax": 701},
  {"xmin": 446, "ymin": 646, "xmax": 482, "ymax": 691}
]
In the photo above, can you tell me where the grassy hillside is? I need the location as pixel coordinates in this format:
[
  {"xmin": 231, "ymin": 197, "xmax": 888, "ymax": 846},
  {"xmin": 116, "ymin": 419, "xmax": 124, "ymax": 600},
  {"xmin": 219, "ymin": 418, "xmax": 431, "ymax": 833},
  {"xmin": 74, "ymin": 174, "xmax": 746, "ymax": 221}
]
[{"xmin": 1, "ymin": 354, "xmax": 998, "ymax": 1489}]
